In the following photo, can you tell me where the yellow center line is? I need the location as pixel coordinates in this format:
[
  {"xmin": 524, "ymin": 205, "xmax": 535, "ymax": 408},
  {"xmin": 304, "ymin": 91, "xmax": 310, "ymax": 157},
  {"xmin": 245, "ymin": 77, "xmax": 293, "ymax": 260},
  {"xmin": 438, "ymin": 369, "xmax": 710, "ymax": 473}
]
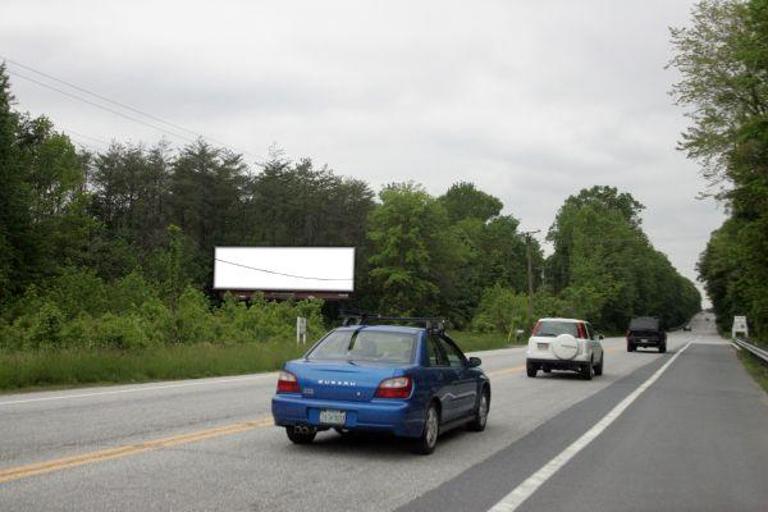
[
  {"xmin": 0, "ymin": 416, "xmax": 274, "ymax": 485},
  {"xmin": 487, "ymin": 365, "xmax": 526, "ymax": 377},
  {"xmin": 0, "ymin": 347, "xmax": 629, "ymax": 485}
]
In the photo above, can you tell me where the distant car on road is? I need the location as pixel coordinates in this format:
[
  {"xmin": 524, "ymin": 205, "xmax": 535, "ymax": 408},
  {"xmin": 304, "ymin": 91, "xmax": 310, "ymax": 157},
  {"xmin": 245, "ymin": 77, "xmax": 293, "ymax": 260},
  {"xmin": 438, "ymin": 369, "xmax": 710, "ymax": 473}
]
[
  {"xmin": 526, "ymin": 318, "xmax": 604, "ymax": 380},
  {"xmin": 271, "ymin": 318, "xmax": 491, "ymax": 455},
  {"xmin": 626, "ymin": 316, "xmax": 667, "ymax": 353}
]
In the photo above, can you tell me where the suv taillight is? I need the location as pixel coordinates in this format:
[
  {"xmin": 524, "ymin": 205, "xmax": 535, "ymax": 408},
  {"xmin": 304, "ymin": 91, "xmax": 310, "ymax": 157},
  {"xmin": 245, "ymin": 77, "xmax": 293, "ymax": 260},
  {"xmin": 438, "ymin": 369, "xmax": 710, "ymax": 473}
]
[
  {"xmin": 375, "ymin": 376, "xmax": 412, "ymax": 399},
  {"xmin": 276, "ymin": 371, "xmax": 300, "ymax": 393}
]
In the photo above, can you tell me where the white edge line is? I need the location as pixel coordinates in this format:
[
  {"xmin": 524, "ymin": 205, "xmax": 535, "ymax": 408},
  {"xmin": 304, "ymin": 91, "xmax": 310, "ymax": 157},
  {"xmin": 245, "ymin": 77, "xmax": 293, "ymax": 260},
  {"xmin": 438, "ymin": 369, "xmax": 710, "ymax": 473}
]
[
  {"xmin": 488, "ymin": 341, "xmax": 693, "ymax": 512},
  {"xmin": 0, "ymin": 372, "xmax": 278, "ymax": 407}
]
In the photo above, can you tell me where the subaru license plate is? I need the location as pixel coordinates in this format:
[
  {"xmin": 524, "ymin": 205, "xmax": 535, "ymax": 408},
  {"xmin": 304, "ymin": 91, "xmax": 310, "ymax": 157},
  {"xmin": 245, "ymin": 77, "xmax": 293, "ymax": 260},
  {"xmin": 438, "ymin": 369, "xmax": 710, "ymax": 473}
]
[{"xmin": 319, "ymin": 409, "xmax": 346, "ymax": 425}]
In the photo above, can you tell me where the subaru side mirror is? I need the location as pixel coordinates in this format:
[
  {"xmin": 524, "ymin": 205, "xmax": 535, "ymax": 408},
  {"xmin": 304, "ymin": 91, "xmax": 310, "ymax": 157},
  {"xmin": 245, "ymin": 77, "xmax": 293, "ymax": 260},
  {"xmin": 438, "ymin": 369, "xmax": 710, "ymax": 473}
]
[{"xmin": 468, "ymin": 356, "xmax": 482, "ymax": 368}]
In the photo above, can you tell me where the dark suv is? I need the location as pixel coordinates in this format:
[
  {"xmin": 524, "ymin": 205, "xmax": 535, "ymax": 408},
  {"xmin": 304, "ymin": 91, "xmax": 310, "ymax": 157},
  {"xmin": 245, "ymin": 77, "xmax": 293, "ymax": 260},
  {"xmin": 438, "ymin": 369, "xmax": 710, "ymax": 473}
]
[{"xmin": 626, "ymin": 317, "xmax": 667, "ymax": 353}]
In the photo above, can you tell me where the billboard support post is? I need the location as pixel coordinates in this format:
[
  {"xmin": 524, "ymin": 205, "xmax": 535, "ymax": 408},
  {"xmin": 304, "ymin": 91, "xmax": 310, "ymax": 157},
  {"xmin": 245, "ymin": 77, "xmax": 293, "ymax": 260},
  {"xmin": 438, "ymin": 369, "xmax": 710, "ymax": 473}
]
[{"xmin": 296, "ymin": 317, "xmax": 307, "ymax": 345}]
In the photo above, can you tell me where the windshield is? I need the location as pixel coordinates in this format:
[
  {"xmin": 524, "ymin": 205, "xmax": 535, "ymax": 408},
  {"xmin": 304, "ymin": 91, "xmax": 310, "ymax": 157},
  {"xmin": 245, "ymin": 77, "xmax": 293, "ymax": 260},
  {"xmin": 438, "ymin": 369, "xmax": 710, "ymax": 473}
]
[
  {"xmin": 533, "ymin": 321, "xmax": 579, "ymax": 337},
  {"xmin": 307, "ymin": 329, "xmax": 417, "ymax": 364}
]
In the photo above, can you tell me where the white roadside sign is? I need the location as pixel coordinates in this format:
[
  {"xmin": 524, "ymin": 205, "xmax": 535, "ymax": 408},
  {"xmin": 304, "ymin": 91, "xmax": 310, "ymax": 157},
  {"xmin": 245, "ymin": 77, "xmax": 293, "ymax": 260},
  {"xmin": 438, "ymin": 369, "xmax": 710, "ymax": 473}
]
[{"xmin": 732, "ymin": 315, "xmax": 749, "ymax": 338}]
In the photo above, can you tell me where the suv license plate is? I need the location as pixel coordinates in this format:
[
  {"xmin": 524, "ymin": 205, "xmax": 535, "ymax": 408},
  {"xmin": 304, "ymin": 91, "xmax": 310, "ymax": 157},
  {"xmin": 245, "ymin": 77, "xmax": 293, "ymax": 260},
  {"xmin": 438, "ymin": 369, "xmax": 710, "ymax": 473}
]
[
  {"xmin": 319, "ymin": 409, "xmax": 346, "ymax": 425},
  {"xmin": 641, "ymin": 338, "xmax": 648, "ymax": 342}
]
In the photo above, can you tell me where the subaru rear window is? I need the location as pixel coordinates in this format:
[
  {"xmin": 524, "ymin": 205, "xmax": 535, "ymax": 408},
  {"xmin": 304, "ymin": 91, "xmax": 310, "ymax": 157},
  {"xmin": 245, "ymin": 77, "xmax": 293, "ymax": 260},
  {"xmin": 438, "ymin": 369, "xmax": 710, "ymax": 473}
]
[
  {"xmin": 533, "ymin": 321, "xmax": 579, "ymax": 337},
  {"xmin": 307, "ymin": 329, "xmax": 417, "ymax": 364}
]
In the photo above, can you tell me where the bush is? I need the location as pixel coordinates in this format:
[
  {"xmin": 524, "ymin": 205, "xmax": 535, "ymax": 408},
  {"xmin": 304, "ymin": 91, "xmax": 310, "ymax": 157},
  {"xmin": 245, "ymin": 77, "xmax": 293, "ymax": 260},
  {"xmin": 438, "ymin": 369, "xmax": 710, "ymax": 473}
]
[
  {"xmin": 173, "ymin": 286, "xmax": 214, "ymax": 344},
  {"xmin": 212, "ymin": 293, "xmax": 326, "ymax": 344},
  {"xmin": 46, "ymin": 267, "xmax": 110, "ymax": 319},
  {"xmin": 91, "ymin": 313, "xmax": 153, "ymax": 350},
  {"xmin": 471, "ymin": 285, "xmax": 579, "ymax": 335},
  {"xmin": 471, "ymin": 285, "xmax": 530, "ymax": 335},
  {"xmin": 0, "ymin": 270, "xmax": 328, "ymax": 372}
]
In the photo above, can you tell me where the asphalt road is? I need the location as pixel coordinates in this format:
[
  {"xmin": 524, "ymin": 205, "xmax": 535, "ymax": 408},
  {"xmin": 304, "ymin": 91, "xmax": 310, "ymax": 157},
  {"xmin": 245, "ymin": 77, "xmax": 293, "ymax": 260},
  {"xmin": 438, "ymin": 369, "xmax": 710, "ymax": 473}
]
[{"xmin": 1, "ymin": 312, "xmax": 766, "ymax": 511}]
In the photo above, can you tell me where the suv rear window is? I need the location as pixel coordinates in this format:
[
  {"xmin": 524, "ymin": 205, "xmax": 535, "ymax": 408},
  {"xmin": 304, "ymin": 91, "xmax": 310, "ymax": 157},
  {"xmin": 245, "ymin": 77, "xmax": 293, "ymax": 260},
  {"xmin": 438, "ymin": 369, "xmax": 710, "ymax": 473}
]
[
  {"xmin": 307, "ymin": 329, "xmax": 416, "ymax": 364},
  {"xmin": 629, "ymin": 317, "xmax": 661, "ymax": 331},
  {"xmin": 532, "ymin": 321, "xmax": 579, "ymax": 337}
]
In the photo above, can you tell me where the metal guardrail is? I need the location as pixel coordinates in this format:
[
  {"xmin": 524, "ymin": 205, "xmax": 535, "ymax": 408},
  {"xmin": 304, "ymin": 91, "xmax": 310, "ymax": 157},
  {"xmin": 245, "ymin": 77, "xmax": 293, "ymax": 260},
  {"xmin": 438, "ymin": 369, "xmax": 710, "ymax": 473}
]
[{"xmin": 733, "ymin": 337, "xmax": 768, "ymax": 365}]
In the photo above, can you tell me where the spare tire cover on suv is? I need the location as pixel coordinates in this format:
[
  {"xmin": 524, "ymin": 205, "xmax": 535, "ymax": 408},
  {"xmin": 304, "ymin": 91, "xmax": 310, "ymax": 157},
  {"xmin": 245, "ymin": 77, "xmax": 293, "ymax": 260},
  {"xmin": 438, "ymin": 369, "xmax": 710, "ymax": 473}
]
[{"xmin": 552, "ymin": 333, "xmax": 579, "ymax": 360}]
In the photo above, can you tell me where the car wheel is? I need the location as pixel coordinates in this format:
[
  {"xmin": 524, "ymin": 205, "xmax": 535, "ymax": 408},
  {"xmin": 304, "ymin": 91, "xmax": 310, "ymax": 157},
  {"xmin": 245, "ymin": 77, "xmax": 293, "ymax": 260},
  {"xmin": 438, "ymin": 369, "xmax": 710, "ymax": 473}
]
[
  {"xmin": 413, "ymin": 403, "xmax": 440, "ymax": 455},
  {"xmin": 467, "ymin": 388, "xmax": 490, "ymax": 432},
  {"xmin": 659, "ymin": 343, "xmax": 667, "ymax": 354},
  {"xmin": 526, "ymin": 362, "xmax": 538, "ymax": 378},
  {"xmin": 581, "ymin": 359, "xmax": 594, "ymax": 380},
  {"xmin": 594, "ymin": 354, "xmax": 603, "ymax": 376},
  {"xmin": 286, "ymin": 426, "xmax": 316, "ymax": 444}
]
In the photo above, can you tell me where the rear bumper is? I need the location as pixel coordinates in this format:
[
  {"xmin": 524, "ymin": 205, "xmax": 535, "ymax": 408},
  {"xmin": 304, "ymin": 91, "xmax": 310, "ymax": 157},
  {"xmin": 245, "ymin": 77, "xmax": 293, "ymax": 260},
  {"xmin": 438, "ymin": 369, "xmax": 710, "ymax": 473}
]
[
  {"xmin": 526, "ymin": 350, "xmax": 591, "ymax": 363},
  {"xmin": 628, "ymin": 338, "xmax": 664, "ymax": 347},
  {"xmin": 271, "ymin": 394, "xmax": 424, "ymax": 438},
  {"xmin": 526, "ymin": 358, "xmax": 587, "ymax": 371}
]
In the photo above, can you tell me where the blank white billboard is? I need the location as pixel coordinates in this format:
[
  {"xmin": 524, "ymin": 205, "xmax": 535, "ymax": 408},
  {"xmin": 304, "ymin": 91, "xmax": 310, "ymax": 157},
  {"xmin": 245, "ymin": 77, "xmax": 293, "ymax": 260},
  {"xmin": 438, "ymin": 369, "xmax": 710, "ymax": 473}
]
[{"xmin": 213, "ymin": 247, "xmax": 355, "ymax": 292}]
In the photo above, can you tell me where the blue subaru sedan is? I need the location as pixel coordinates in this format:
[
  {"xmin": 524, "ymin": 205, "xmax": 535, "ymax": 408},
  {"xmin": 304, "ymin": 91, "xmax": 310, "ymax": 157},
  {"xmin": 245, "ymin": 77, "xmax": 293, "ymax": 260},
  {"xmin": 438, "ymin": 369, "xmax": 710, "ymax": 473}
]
[{"xmin": 271, "ymin": 321, "xmax": 491, "ymax": 454}]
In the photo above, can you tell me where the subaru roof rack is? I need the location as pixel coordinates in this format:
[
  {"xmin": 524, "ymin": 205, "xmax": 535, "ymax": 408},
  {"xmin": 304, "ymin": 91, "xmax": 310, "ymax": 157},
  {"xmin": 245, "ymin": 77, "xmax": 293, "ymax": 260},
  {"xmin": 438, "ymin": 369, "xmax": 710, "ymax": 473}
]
[{"xmin": 341, "ymin": 313, "xmax": 446, "ymax": 333}]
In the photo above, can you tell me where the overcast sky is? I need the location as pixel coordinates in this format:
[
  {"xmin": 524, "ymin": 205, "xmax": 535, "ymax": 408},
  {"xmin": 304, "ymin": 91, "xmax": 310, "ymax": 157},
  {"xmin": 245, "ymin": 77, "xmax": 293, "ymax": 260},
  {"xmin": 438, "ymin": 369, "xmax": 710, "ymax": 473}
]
[{"xmin": 1, "ymin": 0, "xmax": 724, "ymax": 303}]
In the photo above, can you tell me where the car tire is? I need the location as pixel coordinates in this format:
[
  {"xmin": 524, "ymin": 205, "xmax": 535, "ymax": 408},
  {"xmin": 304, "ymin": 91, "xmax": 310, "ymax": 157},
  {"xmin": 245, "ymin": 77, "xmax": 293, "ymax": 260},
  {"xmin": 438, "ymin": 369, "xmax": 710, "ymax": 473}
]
[
  {"xmin": 594, "ymin": 354, "xmax": 603, "ymax": 376},
  {"xmin": 526, "ymin": 362, "xmax": 538, "ymax": 378},
  {"xmin": 581, "ymin": 359, "xmax": 594, "ymax": 380},
  {"xmin": 659, "ymin": 343, "xmax": 667, "ymax": 354},
  {"xmin": 467, "ymin": 388, "xmax": 490, "ymax": 432},
  {"xmin": 286, "ymin": 426, "xmax": 316, "ymax": 444},
  {"xmin": 412, "ymin": 403, "xmax": 440, "ymax": 455}
]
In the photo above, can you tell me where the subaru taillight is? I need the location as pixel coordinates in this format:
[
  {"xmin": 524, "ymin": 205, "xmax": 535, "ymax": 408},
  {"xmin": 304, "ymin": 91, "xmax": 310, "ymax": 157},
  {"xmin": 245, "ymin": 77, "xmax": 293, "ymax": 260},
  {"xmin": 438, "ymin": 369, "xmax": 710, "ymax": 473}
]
[
  {"xmin": 276, "ymin": 371, "xmax": 300, "ymax": 393},
  {"xmin": 375, "ymin": 376, "xmax": 412, "ymax": 399}
]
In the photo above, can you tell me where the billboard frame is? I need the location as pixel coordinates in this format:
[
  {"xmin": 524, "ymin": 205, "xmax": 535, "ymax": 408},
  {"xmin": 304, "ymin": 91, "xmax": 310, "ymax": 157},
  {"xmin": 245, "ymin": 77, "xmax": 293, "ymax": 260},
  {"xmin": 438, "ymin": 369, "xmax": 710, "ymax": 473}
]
[{"xmin": 212, "ymin": 246, "xmax": 356, "ymax": 297}]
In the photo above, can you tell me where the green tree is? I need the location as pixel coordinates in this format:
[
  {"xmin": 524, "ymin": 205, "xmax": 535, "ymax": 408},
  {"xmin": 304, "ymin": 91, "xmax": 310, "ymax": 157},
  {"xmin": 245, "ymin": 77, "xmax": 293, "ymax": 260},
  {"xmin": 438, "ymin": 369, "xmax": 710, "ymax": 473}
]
[
  {"xmin": 671, "ymin": 0, "xmax": 768, "ymax": 338},
  {"xmin": 546, "ymin": 186, "xmax": 700, "ymax": 331},
  {"xmin": 367, "ymin": 183, "xmax": 467, "ymax": 316},
  {"xmin": 0, "ymin": 64, "xmax": 34, "ymax": 302},
  {"xmin": 439, "ymin": 181, "xmax": 503, "ymax": 223}
]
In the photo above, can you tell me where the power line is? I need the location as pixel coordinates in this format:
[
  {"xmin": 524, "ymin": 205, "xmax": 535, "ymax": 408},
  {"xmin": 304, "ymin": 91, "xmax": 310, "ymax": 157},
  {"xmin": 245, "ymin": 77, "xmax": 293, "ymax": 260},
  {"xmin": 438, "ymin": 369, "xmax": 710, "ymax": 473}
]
[
  {"xmin": 3, "ymin": 56, "xmax": 206, "ymax": 140},
  {"xmin": 215, "ymin": 258, "xmax": 352, "ymax": 282},
  {"xmin": 9, "ymin": 70, "xmax": 201, "ymax": 145},
  {"xmin": 3, "ymin": 57, "xmax": 257, "ymax": 157}
]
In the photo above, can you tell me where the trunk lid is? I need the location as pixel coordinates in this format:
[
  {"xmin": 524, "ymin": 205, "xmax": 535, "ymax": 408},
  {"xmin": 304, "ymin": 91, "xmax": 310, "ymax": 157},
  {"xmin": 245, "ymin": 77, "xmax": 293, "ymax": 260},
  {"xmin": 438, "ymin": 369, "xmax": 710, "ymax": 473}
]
[{"xmin": 285, "ymin": 360, "xmax": 400, "ymax": 402}]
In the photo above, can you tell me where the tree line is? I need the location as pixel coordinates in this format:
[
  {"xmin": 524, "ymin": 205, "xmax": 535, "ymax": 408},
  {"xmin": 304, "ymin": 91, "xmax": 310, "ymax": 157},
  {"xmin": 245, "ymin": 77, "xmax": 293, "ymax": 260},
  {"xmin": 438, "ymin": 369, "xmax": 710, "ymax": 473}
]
[
  {"xmin": 670, "ymin": 0, "xmax": 768, "ymax": 340},
  {"xmin": 0, "ymin": 63, "xmax": 700, "ymax": 352}
]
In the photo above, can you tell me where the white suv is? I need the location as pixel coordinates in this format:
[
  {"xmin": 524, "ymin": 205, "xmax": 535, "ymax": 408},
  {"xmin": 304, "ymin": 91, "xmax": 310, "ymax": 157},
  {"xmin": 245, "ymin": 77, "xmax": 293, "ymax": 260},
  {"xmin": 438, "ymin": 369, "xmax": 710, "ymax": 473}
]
[{"xmin": 526, "ymin": 318, "xmax": 604, "ymax": 380}]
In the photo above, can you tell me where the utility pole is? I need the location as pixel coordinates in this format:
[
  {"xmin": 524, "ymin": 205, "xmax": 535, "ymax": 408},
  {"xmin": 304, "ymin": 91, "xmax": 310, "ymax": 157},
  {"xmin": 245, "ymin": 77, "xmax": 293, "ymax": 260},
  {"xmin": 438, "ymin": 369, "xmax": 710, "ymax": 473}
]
[{"xmin": 522, "ymin": 229, "xmax": 541, "ymax": 326}]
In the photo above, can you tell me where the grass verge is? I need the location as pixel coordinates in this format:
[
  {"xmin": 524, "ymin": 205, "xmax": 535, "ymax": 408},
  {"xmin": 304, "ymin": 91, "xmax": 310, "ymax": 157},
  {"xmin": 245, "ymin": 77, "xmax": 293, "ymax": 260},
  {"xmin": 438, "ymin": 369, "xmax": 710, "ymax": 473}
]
[
  {"xmin": 737, "ymin": 347, "xmax": 768, "ymax": 394},
  {"xmin": 0, "ymin": 342, "xmax": 305, "ymax": 392},
  {"xmin": 450, "ymin": 330, "xmax": 525, "ymax": 352},
  {"xmin": 0, "ymin": 331, "xmax": 520, "ymax": 392}
]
